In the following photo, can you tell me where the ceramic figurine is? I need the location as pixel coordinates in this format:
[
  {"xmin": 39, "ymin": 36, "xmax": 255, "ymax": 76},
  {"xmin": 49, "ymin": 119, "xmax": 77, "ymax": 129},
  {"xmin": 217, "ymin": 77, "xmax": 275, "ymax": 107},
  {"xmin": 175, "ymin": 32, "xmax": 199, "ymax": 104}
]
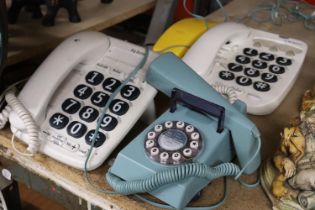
[
  {"xmin": 7, "ymin": 0, "xmax": 81, "ymax": 26},
  {"xmin": 261, "ymin": 85, "xmax": 315, "ymax": 210}
]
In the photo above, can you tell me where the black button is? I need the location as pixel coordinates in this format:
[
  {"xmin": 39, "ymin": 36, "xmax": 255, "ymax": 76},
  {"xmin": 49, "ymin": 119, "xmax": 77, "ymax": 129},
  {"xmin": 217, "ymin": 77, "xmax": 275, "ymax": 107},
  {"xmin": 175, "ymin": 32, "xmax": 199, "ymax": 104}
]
[
  {"xmin": 219, "ymin": 71, "xmax": 235, "ymax": 80},
  {"xmin": 276, "ymin": 57, "xmax": 292, "ymax": 66},
  {"xmin": 227, "ymin": 63, "xmax": 243, "ymax": 72},
  {"xmin": 67, "ymin": 121, "xmax": 87, "ymax": 138},
  {"xmin": 269, "ymin": 65, "xmax": 285, "ymax": 74},
  {"xmin": 253, "ymin": 81, "xmax": 270, "ymax": 92},
  {"xmin": 85, "ymin": 130, "xmax": 106, "ymax": 147},
  {"xmin": 259, "ymin": 52, "xmax": 274, "ymax": 61},
  {"xmin": 79, "ymin": 106, "xmax": 99, "ymax": 122},
  {"xmin": 243, "ymin": 48, "xmax": 258, "ymax": 56},
  {"xmin": 103, "ymin": 77, "xmax": 121, "ymax": 93},
  {"xmin": 99, "ymin": 114, "xmax": 118, "ymax": 131},
  {"xmin": 61, "ymin": 98, "xmax": 81, "ymax": 114},
  {"xmin": 73, "ymin": 84, "xmax": 93, "ymax": 100},
  {"xmin": 261, "ymin": 73, "xmax": 278, "ymax": 83},
  {"xmin": 91, "ymin": 91, "xmax": 109, "ymax": 107},
  {"xmin": 49, "ymin": 113, "xmax": 69, "ymax": 129},
  {"xmin": 120, "ymin": 85, "xmax": 141, "ymax": 101},
  {"xmin": 244, "ymin": 68, "xmax": 260, "ymax": 77},
  {"xmin": 236, "ymin": 76, "xmax": 252, "ymax": 86},
  {"xmin": 85, "ymin": 71, "xmax": 104, "ymax": 86},
  {"xmin": 109, "ymin": 99, "xmax": 129, "ymax": 116},
  {"xmin": 252, "ymin": 60, "xmax": 267, "ymax": 69},
  {"xmin": 235, "ymin": 55, "xmax": 250, "ymax": 64}
]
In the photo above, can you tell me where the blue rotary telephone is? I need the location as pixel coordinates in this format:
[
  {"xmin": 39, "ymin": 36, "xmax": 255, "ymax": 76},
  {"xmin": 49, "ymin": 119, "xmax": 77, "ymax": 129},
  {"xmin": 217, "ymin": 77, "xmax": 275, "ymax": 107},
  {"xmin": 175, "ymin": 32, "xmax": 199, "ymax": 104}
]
[{"xmin": 106, "ymin": 53, "xmax": 261, "ymax": 209}]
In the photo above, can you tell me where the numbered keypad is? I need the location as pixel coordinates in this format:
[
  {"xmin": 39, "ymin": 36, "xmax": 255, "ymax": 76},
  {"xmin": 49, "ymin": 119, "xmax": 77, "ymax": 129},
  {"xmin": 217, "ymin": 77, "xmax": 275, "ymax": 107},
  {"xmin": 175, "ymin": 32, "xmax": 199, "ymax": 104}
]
[
  {"xmin": 217, "ymin": 47, "xmax": 293, "ymax": 92},
  {"xmin": 48, "ymin": 69, "xmax": 142, "ymax": 150}
]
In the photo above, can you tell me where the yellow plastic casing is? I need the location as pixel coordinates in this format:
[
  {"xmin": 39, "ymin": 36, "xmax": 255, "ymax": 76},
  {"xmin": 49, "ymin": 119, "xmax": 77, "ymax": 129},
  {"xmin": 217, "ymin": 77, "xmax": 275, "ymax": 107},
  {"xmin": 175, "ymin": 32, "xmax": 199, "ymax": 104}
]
[{"xmin": 153, "ymin": 18, "xmax": 216, "ymax": 58}]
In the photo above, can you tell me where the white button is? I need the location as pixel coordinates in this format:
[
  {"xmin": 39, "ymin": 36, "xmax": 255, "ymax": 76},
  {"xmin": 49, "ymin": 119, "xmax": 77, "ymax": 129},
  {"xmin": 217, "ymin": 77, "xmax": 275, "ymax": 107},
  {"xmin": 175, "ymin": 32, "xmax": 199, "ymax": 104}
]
[
  {"xmin": 147, "ymin": 131, "xmax": 156, "ymax": 139},
  {"xmin": 176, "ymin": 121, "xmax": 185, "ymax": 129},
  {"xmin": 190, "ymin": 141, "xmax": 199, "ymax": 150},
  {"xmin": 145, "ymin": 139, "xmax": 155, "ymax": 149},
  {"xmin": 154, "ymin": 124, "xmax": 163, "ymax": 132},
  {"xmin": 150, "ymin": 147, "xmax": 159, "ymax": 156},
  {"xmin": 63, "ymin": 141, "xmax": 80, "ymax": 152},
  {"xmin": 191, "ymin": 132, "xmax": 200, "ymax": 140},
  {"xmin": 185, "ymin": 125, "xmax": 194, "ymax": 133},
  {"xmin": 183, "ymin": 148, "xmax": 193, "ymax": 157},
  {"xmin": 172, "ymin": 152, "xmax": 181, "ymax": 161},
  {"xmin": 159, "ymin": 152, "xmax": 169, "ymax": 163},
  {"xmin": 165, "ymin": 121, "xmax": 173, "ymax": 128},
  {"xmin": 77, "ymin": 147, "xmax": 89, "ymax": 157}
]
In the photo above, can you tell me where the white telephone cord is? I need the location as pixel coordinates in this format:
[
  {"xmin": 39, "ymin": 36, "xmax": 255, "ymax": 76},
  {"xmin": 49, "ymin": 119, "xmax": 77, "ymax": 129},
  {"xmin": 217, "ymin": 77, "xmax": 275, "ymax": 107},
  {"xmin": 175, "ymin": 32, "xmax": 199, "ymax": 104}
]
[
  {"xmin": 0, "ymin": 90, "xmax": 39, "ymax": 155},
  {"xmin": 212, "ymin": 84, "xmax": 238, "ymax": 104}
]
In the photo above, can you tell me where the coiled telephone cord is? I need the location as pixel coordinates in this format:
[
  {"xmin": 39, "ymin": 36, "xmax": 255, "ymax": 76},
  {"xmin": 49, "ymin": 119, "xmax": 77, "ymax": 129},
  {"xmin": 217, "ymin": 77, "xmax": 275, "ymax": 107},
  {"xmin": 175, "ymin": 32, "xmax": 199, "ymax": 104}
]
[
  {"xmin": 2, "ymin": 90, "xmax": 39, "ymax": 154},
  {"xmin": 212, "ymin": 84, "xmax": 238, "ymax": 104},
  {"xmin": 106, "ymin": 162, "xmax": 240, "ymax": 195},
  {"xmin": 0, "ymin": 105, "xmax": 11, "ymax": 129}
]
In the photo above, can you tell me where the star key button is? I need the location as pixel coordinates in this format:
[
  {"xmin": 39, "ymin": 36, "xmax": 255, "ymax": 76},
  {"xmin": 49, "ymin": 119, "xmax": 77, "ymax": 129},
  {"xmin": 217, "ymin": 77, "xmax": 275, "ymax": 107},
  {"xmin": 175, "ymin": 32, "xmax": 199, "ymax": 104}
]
[
  {"xmin": 219, "ymin": 71, "xmax": 235, "ymax": 80},
  {"xmin": 49, "ymin": 113, "xmax": 69, "ymax": 129}
]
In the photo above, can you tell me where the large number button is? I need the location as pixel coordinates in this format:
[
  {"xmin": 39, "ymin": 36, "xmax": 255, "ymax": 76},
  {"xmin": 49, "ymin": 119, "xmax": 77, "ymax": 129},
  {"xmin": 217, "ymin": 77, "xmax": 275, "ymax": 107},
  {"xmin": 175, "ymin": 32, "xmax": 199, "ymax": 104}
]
[
  {"xmin": 85, "ymin": 130, "xmax": 106, "ymax": 147},
  {"xmin": 259, "ymin": 52, "xmax": 274, "ymax": 61},
  {"xmin": 235, "ymin": 55, "xmax": 250, "ymax": 64},
  {"xmin": 228, "ymin": 63, "xmax": 243, "ymax": 72},
  {"xmin": 99, "ymin": 114, "xmax": 118, "ymax": 131},
  {"xmin": 73, "ymin": 84, "xmax": 93, "ymax": 100},
  {"xmin": 252, "ymin": 60, "xmax": 267, "ymax": 69},
  {"xmin": 103, "ymin": 77, "xmax": 121, "ymax": 93},
  {"xmin": 253, "ymin": 81, "xmax": 270, "ymax": 92},
  {"xmin": 109, "ymin": 99, "xmax": 129, "ymax": 115},
  {"xmin": 120, "ymin": 85, "xmax": 140, "ymax": 101},
  {"xmin": 236, "ymin": 76, "xmax": 252, "ymax": 86},
  {"xmin": 244, "ymin": 67, "xmax": 259, "ymax": 77},
  {"xmin": 269, "ymin": 65, "xmax": 285, "ymax": 74},
  {"xmin": 79, "ymin": 106, "xmax": 99, "ymax": 122},
  {"xmin": 62, "ymin": 98, "xmax": 81, "ymax": 114},
  {"xmin": 276, "ymin": 57, "xmax": 292, "ymax": 66},
  {"xmin": 243, "ymin": 48, "xmax": 258, "ymax": 56},
  {"xmin": 91, "ymin": 91, "xmax": 109, "ymax": 107},
  {"xmin": 85, "ymin": 71, "xmax": 104, "ymax": 86},
  {"xmin": 67, "ymin": 121, "xmax": 87, "ymax": 138},
  {"xmin": 49, "ymin": 113, "xmax": 69, "ymax": 129},
  {"xmin": 261, "ymin": 73, "xmax": 278, "ymax": 83}
]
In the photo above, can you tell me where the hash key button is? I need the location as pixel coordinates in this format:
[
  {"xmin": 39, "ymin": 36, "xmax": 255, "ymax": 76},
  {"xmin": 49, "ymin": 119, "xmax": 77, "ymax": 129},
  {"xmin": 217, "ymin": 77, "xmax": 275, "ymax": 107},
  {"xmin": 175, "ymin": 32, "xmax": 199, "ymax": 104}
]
[
  {"xmin": 253, "ymin": 81, "xmax": 270, "ymax": 92},
  {"xmin": 49, "ymin": 113, "xmax": 69, "ymax": 129},
  {"xmin": 85, "ymin": 130, "xmax": 106, "ymax": 147}
]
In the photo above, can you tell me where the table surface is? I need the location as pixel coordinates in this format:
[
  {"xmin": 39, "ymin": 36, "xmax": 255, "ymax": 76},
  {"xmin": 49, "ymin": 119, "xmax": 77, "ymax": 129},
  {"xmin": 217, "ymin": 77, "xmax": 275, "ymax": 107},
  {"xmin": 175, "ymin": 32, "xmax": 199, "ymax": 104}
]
[
  {"xmin": 6, "ymin": 0, "xmax": 155, "ymax": 66},
  {"xmin": 1, "ymin": 0, "xmax": 315, "ymax": 209}
]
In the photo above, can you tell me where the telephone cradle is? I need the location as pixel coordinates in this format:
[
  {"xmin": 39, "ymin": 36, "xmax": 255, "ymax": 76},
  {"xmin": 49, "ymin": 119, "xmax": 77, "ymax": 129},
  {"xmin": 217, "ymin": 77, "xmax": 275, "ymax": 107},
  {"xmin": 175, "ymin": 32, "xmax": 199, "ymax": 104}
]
[{"xmin": 106, "ymin": 53, "xmax": 261, "ymax": 209}]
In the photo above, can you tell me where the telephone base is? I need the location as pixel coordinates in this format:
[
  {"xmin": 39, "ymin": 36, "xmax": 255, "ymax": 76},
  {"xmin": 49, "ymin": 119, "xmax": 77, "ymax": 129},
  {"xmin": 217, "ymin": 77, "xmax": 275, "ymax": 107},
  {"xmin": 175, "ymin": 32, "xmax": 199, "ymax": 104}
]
[{"xmin": 109, "ymin": 106, "xmax": 233, "ymax": 209}]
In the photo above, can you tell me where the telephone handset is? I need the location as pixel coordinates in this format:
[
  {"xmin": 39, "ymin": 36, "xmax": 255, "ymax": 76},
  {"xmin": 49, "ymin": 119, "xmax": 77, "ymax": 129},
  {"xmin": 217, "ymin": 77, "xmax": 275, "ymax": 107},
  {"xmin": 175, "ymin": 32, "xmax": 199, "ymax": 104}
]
[
  {"xmin": 8, "ymin": 31, "xmax": 158, "ymax": 170},
  {"xmin": 182, "ymin": 22, "xmax": 308, "ymax": 115},
  {"xmin": 107, "ymin": 53, "xmax": 261, "ymax": 209}
]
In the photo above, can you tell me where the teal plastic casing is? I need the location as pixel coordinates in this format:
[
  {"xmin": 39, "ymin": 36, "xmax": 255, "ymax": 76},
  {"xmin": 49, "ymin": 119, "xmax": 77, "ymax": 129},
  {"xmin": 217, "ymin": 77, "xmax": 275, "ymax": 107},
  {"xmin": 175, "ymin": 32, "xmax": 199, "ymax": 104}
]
[{"xmin": 108, "ymin": 53, "xmax": 261, "ymax": 209}]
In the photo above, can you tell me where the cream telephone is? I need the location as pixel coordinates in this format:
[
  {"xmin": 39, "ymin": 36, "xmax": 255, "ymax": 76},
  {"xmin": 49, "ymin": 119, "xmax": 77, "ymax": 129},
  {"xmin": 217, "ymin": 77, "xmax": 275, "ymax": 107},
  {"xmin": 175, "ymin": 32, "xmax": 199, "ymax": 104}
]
[
  {"xmin": 182, "ymin": 22, "xmax": 308, "ymax": 115},
  {"xmin": 6, "ymin": 31, "xmax": 158, "ymax": 170}
]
